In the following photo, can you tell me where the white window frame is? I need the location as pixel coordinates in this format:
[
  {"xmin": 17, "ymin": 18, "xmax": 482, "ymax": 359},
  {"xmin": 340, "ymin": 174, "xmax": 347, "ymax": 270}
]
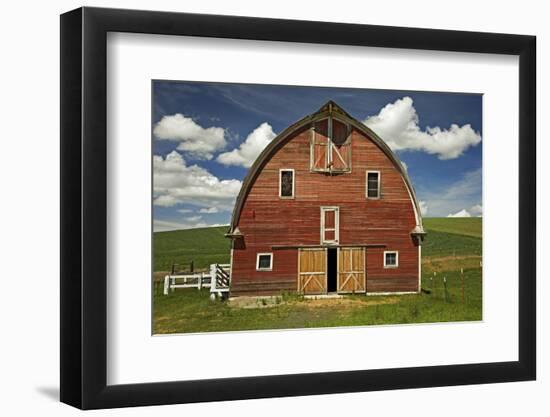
[
  {"xmin": 320, "ymin": 206, "xmax": 340, "ymax": 245},
  {"xmin": 383, "ymin": 251, "xmax": 399, "ymax": 268},
  {"xmin": 279, "ymin": 168, "xmax": 295, "ymax": 199},
  {"xmin": 366, "ymin": 170, "xmax": 381, "ymax": 199},
  {"xmin": 256, "ymin": 253, "xmax": 273, "ymax": 271}
]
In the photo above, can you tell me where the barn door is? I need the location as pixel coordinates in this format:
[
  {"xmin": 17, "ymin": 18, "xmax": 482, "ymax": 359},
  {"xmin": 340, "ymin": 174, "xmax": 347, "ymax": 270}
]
[
  {"xmin": 337, "ymin": 247, "xmax": 366, "ymax": 293},
  {"xmin": 298, "ymin": 249, "xmax": 327, "ymax": 294}
]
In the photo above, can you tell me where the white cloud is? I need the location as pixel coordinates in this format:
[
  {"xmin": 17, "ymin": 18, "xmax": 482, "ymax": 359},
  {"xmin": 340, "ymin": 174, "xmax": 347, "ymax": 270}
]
[
  {"xmin": 199, "ymin": 207, "xmax": 219, "ymax": 214},
  {"xmin": 153, "ymin": 114, "xmax": 226, "ymax": 160},
  {"xmin": 153, "ymin": 151, "xmax": 242, "ymax": 212},
  {"xmin": 216, "ymin": 122, "xmax": 276, "ymax": 168},
  {"xmin": 447, "ymin": 204, "xmax": 482, "ymax": 218},
  {"xmin": 364, "ymin": 97, "xmax": 481, "ymax": 160},
  {"xmin": 419, "ymin": 200, "xmax": 428, "ymax": 216},
  {"xmin": 447, "ymin": 209, "xmax": 472, "ymax": 218},
  {"xmin": 469, "ymin": 204, "xmax": 483, "ymax": 217},
  {"xmin": 401, "ymin": 161, "xmax": 408, "ymax": 172},
  {"xmin": 177, "ymin": 208, "xmax": 193, "ymax": 214},
  {"xmin": 186, "ymin": 215, "xmax": 202, "ymax": 222},
  {"xmin": 153, "ymin": 219, "xmax": 229, "ymax": 232},
  {"xmin": 418, "ymin": 168, "xmax": 481, "ymax": 217}
]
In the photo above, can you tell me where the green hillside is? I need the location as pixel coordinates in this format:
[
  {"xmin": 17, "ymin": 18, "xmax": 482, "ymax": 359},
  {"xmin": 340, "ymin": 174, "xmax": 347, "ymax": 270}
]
[
  {"xmin": 153, "ymin": 226, "xmax": 230, "ymax": 272},
  {"xmin": 423, "ymin": 217, "xmax": 482, "ymax": 238}
]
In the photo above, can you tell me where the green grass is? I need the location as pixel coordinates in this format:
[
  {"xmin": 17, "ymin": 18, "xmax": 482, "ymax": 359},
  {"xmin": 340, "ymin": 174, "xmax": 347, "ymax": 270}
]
[
  {"xmin": 421, "ymin": 230, "xmax": 482, "ymax": 258},
  {"xmin": 153, "ymin": 268, "xmax": 481, "ymax": 333},
  {"xmin": 152, "ymin": 217, "xmax": 483, "ymax": 333},
  {"xmin": 423, "ymin": 217, "xmax": 482, "ymax": 238},
  {"xmin": 153, "ymin": 226, "xmax": 230, "ymax": 272}
]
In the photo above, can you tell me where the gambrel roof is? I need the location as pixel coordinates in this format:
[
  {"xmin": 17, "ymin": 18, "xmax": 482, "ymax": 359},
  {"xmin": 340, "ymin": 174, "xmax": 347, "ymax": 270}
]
[{"xmin": 228, "ymin": 100, "xmax": 425, "ymax": 237}]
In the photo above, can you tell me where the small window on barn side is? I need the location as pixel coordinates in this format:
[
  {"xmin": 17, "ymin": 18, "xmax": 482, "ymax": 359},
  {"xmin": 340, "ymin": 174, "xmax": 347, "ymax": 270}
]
[
  {"xmin": 279, "ymin": 169, "xmax": 294, "ymax": 198},
  {"xmin": 366, "ymin": 171, "xmax": 381, "ymax": 199},
  {"xmin": 384, "ymin": 251, "xmax": 398, "ymax": 268},
  {"xmin": 256, "ymin": 253, "xmax": 273, "ymax": 271}
]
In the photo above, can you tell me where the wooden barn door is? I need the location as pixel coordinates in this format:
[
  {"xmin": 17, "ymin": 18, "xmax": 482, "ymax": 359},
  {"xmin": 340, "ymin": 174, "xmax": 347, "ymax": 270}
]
[
  {"xmin": 298, "ymin": 249, "xmax": 327, "ymax": 294},
  {"xmin": 337, "ymin": 248, "xmax": 366, "ymax": 293}
]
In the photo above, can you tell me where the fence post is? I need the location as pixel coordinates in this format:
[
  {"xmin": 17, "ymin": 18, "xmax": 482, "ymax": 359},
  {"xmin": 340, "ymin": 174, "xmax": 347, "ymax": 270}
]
[
  {"xmin": 210, "ymin": 264, "xmax": 217, "ymax": 294},
  {"xmin": 198, "ymin": 272, "xmax": 202, "ymax": 290},
  {"xmin": 443, "ymin": 276, "xmax": 448, "ymax": 302},
  {"xmin": 163, "ymin": 275, "xmax": 170, "ymax": 295}
]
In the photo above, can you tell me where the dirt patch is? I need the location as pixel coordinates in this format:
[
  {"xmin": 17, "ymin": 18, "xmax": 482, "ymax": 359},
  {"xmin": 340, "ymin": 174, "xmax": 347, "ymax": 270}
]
[
  {"xmin": 228, "ymin": 296, "xmax": 284, "ymax": 309},
  {"xmin": 304, "ymin": 297, "xmax": 399, "ymax": 309},
  {"xmin": 228, "ymin": 295, "xmax": 399, "ymax": 310}
]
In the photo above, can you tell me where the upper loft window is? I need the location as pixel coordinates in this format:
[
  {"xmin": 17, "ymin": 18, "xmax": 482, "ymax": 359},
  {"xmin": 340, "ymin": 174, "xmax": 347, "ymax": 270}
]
[
  {"xmin": 279, "ymin": 169, "xmax": 294, "ymax": 199},
  {"xmin": 366, "ymin": 171, "xmax": 381, "ymax": 199},
  {"xmin": 310, "ymin": 118, "xmax": 351, "ymax": 173}
]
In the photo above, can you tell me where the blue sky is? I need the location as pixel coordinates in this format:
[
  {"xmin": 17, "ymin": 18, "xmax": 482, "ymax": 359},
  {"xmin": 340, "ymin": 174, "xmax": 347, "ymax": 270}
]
[{"xmin": 152, "ymin": 81, "xmax": 482, "ymax": 232}]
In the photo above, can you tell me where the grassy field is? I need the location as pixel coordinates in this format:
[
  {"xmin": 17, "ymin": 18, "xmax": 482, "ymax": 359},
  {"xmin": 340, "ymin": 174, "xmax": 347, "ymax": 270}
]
[
  {"xmin": 153, "ymin": 217, "xmax": 482, "ymax": 333},
  {"xmin": 154, "ymin": 226, "xmax": 230, "ymax": 272},
  {"xmin": 423, "ymin": 217, "xmax": 482, "ymax": 238}
]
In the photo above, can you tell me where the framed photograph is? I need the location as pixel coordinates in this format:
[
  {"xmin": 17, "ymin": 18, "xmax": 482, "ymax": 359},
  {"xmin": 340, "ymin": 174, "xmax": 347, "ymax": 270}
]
[{"xmin": 60, "ymin": 6, "xmax": 536, "ymax": 409}]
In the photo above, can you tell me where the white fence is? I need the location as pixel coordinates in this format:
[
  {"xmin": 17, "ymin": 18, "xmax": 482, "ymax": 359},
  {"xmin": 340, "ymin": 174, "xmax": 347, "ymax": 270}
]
[{"xmin": 163, "ymin": 263, "xmax": 231, "ymax": 299}]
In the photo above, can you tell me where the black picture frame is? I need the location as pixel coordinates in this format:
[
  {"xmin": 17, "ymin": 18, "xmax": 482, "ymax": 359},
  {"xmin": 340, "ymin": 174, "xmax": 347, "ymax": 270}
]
[{"xmin": 60, "ymin": 6, "xmax": 536, "ymax": 410}]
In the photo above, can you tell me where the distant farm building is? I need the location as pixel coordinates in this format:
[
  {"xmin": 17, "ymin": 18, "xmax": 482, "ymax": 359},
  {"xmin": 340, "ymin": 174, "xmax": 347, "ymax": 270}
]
[{"xmin": 225, "ymin": 101, "xmax": 426, "ymax": 296}]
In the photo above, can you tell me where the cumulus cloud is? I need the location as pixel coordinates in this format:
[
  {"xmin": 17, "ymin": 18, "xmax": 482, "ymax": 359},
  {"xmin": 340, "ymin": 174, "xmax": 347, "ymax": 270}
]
[
  {"xmin": 364, "ymin": 97, "xmax": 481, "ymax": 160},
  {"xmin": 199, "ymin": 207, "xmax": 219, "ymax": 214},
  {"xmin": 447, "ymin": 204, "xmax": 483, "ymax": 218},
  {"xmin": 447, "ymin": 209, "xmax": 472, "ymax": 218},
  {"xmin": 469, "ymin": 204, "xmax": 483, "ymax": 217},
  {"xmin": 153, "ymin": 151, "xmax": 242, "ymax": 211},
  {"xmin": 153, "ymin": 114, "xmax": 226, "ymax": 160},
  {"xmin": 216, "ymin": 122, "xmax": 276, "ymax": 168},
  {"xmin": 419, "ymin": 200, "xmax": 429, "ymax": 216}
]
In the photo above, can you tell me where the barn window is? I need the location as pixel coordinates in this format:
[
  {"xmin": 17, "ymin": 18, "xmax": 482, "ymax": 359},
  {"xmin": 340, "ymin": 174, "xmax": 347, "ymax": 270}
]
[
  {"xmin": 256, "ymin": 253, "xmax": 273, "ymax": 271},
  {"xmin": 366, "ymin": 171, "xmax": 381, "ymax": 199},
  {"xmin": 310, "ymin": 118, "xmax": 351, "ymax": 173},
  {"xmin": 384, "ymin": 251, "xmax": 399, "ymax": 268},
  {"xmin": 279, "ymin": 169, "xmax": 294, "ymax": 198},
  {"xmin": 321, "ymin": 207, "xmax": 339, "ymax": 244}
]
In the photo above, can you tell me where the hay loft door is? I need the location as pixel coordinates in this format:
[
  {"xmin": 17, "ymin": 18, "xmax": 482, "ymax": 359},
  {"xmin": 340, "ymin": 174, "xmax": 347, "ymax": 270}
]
[
  {"xmin": 337, "ymin": 247, "xmax": 366, "ymax": 293},
  {"xmin": 298, "ymin": 248, "xmax": 327, "ymax": 294}
]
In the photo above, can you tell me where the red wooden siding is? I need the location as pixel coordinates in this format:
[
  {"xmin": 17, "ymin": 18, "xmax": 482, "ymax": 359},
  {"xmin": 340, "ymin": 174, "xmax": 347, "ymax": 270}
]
[{"xmin": 230, "ymin": 124, "xmax": 419, "ymax": 296}]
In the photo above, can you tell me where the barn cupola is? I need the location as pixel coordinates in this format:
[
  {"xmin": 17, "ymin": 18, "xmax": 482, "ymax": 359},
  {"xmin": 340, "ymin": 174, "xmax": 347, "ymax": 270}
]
[{"xmin": 310, "ymin": 101, "xmax": 352, "ymax": 174}]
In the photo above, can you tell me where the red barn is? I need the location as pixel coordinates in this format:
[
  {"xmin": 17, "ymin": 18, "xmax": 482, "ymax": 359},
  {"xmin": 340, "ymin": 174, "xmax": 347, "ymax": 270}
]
[{"xmin": 226, "ymin": 101, "xmax": 426, "ymax": 296}]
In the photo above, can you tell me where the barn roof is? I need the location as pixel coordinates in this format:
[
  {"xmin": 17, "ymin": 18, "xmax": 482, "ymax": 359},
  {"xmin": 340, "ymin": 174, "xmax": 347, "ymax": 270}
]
[{"xmin": 228, "ymin": 100, "xmax": 425, "ymax": 235}]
